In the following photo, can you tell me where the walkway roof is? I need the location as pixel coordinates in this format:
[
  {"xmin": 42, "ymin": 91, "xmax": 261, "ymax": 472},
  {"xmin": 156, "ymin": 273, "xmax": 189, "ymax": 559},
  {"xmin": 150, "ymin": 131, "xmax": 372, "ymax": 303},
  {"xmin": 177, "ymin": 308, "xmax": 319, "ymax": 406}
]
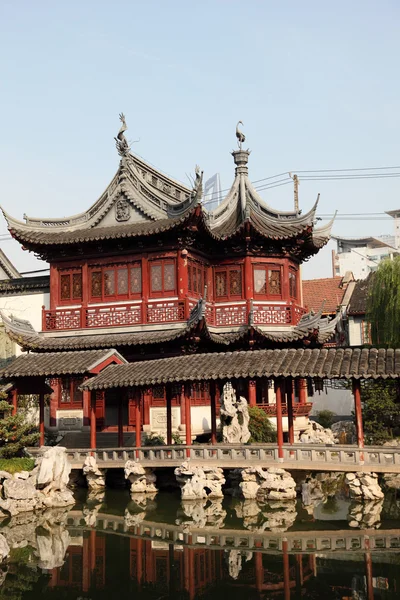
[{"xmin": 80, "ymin": 347, "xmax": 400, "ymax": 390}]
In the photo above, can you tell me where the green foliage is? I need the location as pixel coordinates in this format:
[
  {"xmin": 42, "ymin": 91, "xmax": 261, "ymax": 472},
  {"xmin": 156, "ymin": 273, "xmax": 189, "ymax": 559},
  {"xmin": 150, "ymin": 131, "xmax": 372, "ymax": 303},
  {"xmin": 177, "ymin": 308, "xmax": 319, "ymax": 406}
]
[
  {"xmin": 142, "ymin": 433, "xmax": 165, "ymax": 446},
  {"xmin": 0, "ymin": 396, "xmax": 39, "ymax": 459},
  {"xmin": 172, "ymin": 432, "xmax": 182, "ymax": 445},
  {"xmin": 0, "ymin": 458, "xmax": 35, "ymax": 474},
  {"xmin": 361, "ymin": 381, "xmax": 400, "ymax": 444},
  {"xmin": 315, "ymin": 409, "xmax": 336, "ymax": 429},
  {"xmin": 248, "ymin": 406, "xmax": 277, "ymax": 443},
  {"xmin": 0, "ymin": 563, "xmax": 40, "ymax": 600},
  {"xmin": 366, "ymin": 257, "xmax": 400, "ymax": 346}
]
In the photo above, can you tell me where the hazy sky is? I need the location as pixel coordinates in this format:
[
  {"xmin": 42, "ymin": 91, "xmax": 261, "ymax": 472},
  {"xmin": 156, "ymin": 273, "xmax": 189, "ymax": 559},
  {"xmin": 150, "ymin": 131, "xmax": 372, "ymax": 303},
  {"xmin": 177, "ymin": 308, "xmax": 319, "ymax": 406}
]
[{"xmin": 1, "ymin": 1, "xmax": 400, "ymax": 278}]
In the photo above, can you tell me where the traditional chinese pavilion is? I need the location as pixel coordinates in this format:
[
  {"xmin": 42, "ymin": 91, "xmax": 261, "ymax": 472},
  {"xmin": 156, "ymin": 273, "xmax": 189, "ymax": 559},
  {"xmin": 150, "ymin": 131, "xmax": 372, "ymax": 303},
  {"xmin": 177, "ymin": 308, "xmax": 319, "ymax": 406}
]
[{"xmin": 0, "ymin": 117, "xmax": 337, "ymax": 445}]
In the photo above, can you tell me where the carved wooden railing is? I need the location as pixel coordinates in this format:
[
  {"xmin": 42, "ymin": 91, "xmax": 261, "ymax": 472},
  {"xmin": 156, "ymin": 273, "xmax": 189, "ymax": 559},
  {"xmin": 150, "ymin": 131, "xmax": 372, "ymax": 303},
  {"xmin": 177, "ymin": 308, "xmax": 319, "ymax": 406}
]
[
  {"xmin": 258, "ymin": 403, "xmax": 313, "ymax": 417},
  {"xmin": 42, "ymin": 300, "xmax": 307, "ymax": 331}
]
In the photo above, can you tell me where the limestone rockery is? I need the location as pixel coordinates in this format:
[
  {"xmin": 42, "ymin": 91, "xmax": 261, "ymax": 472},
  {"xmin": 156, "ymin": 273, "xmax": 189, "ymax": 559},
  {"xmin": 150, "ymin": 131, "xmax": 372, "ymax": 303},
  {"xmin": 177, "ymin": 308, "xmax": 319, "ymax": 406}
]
[{"xmin": 0, "ymin": 447, "xmax": 74, "ymax": 518}]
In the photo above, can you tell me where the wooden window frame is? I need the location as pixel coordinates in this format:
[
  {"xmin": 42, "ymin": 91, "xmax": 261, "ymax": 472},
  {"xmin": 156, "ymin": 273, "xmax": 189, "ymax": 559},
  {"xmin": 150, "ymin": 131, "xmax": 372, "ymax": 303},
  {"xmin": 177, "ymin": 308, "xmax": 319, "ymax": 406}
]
[
  {"xmin": 149, "ymin": 259, "xmax": 177, "ymax": 298},
  {"xmin": 59, "ymin": 269, "xmax": 82, "ymax": 305},
  {"xmin": 253, "ymin": 264, "xmax": 283, "ymax": 299},
  {"xmin": 188, "ymin": 259, "xmax": 207, "ymax": 297},
  {"xmin": 89, "ymin": 262, "xmax": 142, "ymax": 302},
  {"xmin": 289, "ymin": 268, "xmax": 298, "ymax": 300},
  {"xmin": 214, "ymin": 265, "xmax": 243, "ymax": 301},
  {"xmin": 361, "ymin": 320, "xmax": 372, "ymax": 345},
  {"xmin": 58, "ymin": 376, "xmax": 83, "ymax": 409}
]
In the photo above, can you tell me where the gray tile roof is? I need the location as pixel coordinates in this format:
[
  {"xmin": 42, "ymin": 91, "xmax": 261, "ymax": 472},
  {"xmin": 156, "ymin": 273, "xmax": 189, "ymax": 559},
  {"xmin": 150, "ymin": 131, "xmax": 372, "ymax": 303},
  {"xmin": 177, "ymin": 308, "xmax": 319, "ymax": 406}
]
[
  {"xmin": 81, "ymin": 347, "xmax": 400, "ymax": 390},
  {"xmin": 0, "ymin": 349, "xmax": 123, "ymax": 377}
]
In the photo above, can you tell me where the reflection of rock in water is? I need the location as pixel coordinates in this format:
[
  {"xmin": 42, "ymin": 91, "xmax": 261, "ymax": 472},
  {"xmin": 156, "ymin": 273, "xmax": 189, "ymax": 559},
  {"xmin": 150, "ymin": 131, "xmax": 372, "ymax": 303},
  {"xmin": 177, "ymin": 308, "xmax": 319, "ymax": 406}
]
[
  {"xmin": 224, "ymin": 549, "xmax": 253, "ymax": 580},
  {"xmin": 232, "ymin": 498, "xmax": 296, "ymax": 532},
  {"xmin": 0, "ymin": 507, "xmax": 71, "ymax": 569},
  {"xmin": 301, "ymin": 472, "xmax": 344, "ymax": 515},
  {"xmin": 348, "ymin": 499, "xmax": 383, "ymax": 529},
  {"xmin": 176, "ymin": 499, "xmax": 226, "ymax": 530},
  {"xmin": 83, "ymin": 492, "xmax": 104, "ymax": 527},
  {"xmin": 124, "ymin": 507, "xmax": 146, "ymax": 528},
  {"xmin": 125, "ymin": 494, "xmax": 158, "ymax": 528},
  {"xmin": 0, "ymin": 534, "xmax": 10, "ymax": 562}
]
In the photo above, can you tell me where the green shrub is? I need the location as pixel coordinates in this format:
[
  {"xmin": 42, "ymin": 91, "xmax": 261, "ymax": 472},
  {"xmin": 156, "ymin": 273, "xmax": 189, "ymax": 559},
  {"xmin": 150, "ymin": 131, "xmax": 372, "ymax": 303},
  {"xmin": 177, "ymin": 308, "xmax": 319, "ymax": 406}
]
[
  {"xmin": 0, "ymin": 397, "xmax": 39, "ymax": 458},
  {"xmin": 0, "ymin": 457, "xmax": 35, "ymax": 474},
  {"xmin": 248, "ymin": 406, "xmax": 277, "ymax": 443},
  {"xmin": 142, "ymin": 433, "xmax": 165, "ymax": 446},
  {"xmin": 172, "ymin": 432, "xmax": 182, "ymax": 445},
  {"xmin": 315, "ymin": 410, "xmax": 336, "ymax": 429}
]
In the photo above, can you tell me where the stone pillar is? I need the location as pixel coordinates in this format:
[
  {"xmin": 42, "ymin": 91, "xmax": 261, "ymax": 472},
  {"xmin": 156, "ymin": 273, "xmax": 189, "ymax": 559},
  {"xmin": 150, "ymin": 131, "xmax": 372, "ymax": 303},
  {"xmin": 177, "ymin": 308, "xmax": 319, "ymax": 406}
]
[
  {"xmin": 286, "ymin": 378, "xmax": 295, "ymax": 446},
  {"xmin": 90, "ymin": 391, "xmax": 97, "ymax": 451},
  {"xmin": 282, "ymin": 539, "xmax": 290, "ymax": 600},
  {"xmin": 166, "ymin": 383, "xmax": 172, "ymax": 445},
  {"xmin": 11, "ymin": 388, "xmax": 18, "ymax": 416},
  {"xmin": 248, "ymin": 379, "xmax": 257, "ymax": 407},
  {"xmin": 39, "ymin": 392, "xmax": 45, "ymax": 447},
  {"xmin": 275, "ymin": 379, "xmax": 284, "ymax": 460},
  {"xmin": 118, "ymin": 393, "xmax": 124, "ymax": 448},
  {"xmin": 184, "ymin": 384, "xmax": 191, "ymax": 457},
  {"xmin": 135, "ymin": 389, "xmax": 141, "ymax": 458},
  {"xmin": 352, "ymin": 378, "xmax": 364, "ymax": 449},
  {"xmin": 210, "ymin": 380, "xmax": 217, "ymax": 445},
  {"xmin": 298, "ymin": 378, "xmax": 307, "ymax": 405}
]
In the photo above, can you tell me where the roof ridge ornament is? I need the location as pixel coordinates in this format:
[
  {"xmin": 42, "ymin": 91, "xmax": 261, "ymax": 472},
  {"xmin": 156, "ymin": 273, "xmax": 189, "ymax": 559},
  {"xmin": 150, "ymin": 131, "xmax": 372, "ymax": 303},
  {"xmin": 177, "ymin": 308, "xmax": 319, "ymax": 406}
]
[
  {"xmin": 190, "ymin": 165, "xmax": 203, "ymax": 202},
  {"xmin": 236, "ymin": 121, "xmax": 246, "ymax": 150},
  {"xmin": 115, "ymin": 113, "xmax": 136, "ymax": 157}
]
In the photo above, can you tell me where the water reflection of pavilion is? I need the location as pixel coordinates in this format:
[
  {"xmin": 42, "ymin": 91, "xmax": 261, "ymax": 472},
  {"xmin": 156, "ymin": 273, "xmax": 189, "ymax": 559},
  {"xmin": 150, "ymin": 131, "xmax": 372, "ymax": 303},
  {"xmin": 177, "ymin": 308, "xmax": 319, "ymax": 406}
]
[{"xmin": 47, "ymin": 529, "xmax": 394, "ymax": 599}]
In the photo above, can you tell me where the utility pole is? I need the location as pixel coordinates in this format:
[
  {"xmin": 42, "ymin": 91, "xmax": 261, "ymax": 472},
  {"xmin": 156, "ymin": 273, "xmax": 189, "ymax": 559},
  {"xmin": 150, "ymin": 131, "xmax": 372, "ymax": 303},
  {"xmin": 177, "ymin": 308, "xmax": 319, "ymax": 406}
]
[{"xmin": 289, "ymin": 172, "xmax": 299, "ymax": 212}]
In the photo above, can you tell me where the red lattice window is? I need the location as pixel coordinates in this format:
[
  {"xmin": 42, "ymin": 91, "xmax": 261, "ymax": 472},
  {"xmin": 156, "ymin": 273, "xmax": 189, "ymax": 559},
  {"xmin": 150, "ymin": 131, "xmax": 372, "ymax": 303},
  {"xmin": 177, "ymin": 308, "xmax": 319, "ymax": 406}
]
[
  {"xmin": 253, "ymin": 265, "xmax": 282, "ymax": 298},
  {"xmin": 59, "ymin": 269, "xmax": 82, "ymax": 304},
  {"xmin": 188, "ymin": 260, "xmax": 206, "ymax": 297},
  {"xmin": 89, "ymin": 263, "xmax": 142, "ymax": 301},
  {"xmin": 361, "ymin": 320, "xmax": 372, "ymax": 345},
  {"xmin": 149, "ymin": 260, "xmax": 176, "ymax": 297},
  {"xmin": 59, "ymin": 377, "xmax": 83, "ymax": 409},
  {"xmin": 215, "ymin": 266, "xmax": 243, "ymax": 299},
  {"xmin": 289, "ymin": 270, "xmax": 297, "ymax": 299}
]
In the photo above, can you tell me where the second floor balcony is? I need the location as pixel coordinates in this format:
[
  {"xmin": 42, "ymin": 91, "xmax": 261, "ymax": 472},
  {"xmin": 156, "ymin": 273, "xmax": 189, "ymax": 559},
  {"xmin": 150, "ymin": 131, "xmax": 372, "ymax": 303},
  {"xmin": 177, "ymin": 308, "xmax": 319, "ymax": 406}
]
[{"xmin": 42, "ymin": 299, "xmax": 307, "ymax": 332}]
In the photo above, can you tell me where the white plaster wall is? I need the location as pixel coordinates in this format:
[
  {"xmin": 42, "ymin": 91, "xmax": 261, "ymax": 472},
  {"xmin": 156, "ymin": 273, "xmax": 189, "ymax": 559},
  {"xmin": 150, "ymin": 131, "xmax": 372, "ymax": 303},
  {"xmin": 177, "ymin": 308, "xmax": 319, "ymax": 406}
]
[
  {"xmin": 0, "ymin": 291, "xmax": 50, "ymax": 355},
  {"xmin": 348, "ymin": 316, "xmax": 363, "ymax": 346},
  {"xmin": 0, "ymin": 266, "xmax": 9, "ymax": 280},
  {"xmin": 190, "ymin": 405, "xmax": 212, "ymax": 434},
  {"xmin": 310, "ymin": 388, "xmax": 354, "ymax": 417}
]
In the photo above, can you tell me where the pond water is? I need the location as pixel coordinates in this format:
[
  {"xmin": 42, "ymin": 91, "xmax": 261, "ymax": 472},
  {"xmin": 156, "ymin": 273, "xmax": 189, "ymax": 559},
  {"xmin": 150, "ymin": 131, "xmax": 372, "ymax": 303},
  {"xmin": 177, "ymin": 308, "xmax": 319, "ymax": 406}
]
[{"xmin": 1, "ymin": 488, "xmax": 400, "ymax": 599}]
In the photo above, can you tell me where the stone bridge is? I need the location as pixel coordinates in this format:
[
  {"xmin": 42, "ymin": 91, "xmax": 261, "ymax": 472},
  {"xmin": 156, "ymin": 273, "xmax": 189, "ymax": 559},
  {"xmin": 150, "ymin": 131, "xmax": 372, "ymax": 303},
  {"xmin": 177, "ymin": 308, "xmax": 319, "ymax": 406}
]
[
  {"xmin": 67, "ymin": 511, "xmax": 400, "ymax": 555},
  {"xmin": 29, "ymin": 443, "xmax": 400, "ymax": 473}
]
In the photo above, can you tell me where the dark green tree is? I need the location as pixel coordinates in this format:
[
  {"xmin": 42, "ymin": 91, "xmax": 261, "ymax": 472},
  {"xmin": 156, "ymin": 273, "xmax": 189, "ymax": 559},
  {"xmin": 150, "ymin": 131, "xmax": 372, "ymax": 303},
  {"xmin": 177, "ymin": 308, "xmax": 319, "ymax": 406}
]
[
  {"xmin": 248, "ymin": 406, "xmax": 277, "ymax": 443},
  {"xmin": 0, "ymin": 398, "xmax": 39, "ymax": 459},
  {"xmin": 366, "ymin": 256, "xmax": 400, "ymax": 346},
  {"xmin": 361, "ymin": 381, "xmax": 400, "ymax": 444}
]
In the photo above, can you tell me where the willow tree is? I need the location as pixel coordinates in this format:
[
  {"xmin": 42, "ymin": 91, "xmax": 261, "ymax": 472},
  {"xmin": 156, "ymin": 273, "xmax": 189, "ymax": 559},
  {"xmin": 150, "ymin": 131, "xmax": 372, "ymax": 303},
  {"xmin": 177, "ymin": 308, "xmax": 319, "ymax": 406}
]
[{"xmin": 366, "ymin": 256, "xmax": 400, "ymax": 346}]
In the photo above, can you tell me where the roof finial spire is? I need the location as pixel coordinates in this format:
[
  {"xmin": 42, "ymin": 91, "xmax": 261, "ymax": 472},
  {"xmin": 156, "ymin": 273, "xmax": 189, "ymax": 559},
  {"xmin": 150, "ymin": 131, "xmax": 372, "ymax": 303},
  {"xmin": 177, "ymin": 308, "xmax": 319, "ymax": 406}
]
[
  {"xmin": 114, "ymin": 113, "xmax": 130, "ymax": 157},
  {"xmin": 236, "ymin": 121, "xmax": 246, "ymax": 150},
  {"xmin": 289, "ymin": 172, "xmax": 300, "ymax": 212}
]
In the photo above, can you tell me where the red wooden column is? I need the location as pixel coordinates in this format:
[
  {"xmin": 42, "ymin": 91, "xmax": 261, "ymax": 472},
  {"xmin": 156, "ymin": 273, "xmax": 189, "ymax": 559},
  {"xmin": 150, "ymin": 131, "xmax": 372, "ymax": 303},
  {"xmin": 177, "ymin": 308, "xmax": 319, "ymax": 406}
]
[
  {"xmin": 90, "ymin": 391, "xmax": 97, "ymax": 451},
  {"xmin": 135, "ymin": 389, "xmax": 142, "ymax": 457},
  {"xmin": 177, "ymin": 249, "xmax": 189, "ymax": 318},
  {"xmin": 82, "ymin": 534, "xmax": 90, "ymax": 592},
  {"xmin": 364, "ymin": 538, "xmax": 374, "ymax": 600},
  {"xmin": 83, "ymin": 386, "xmax": 90, "ymax": 428},
  {"xmin": 352, "ymin": 378, "xmax": 364, "ymax": 449},
  {"xmin": 166, "ymin": 384, "xmax": 172, "ymax": 446},
  {"xmin": 118, "ymin": 392, "xmax": 124, "ymax": 448},
  {"xmin": 244, "ymin": 255, "xmax": 253, "ymax": 318},
  {"xmin": 210, "ymin": 380, "xmax": 217, "ymax": 445},
  {"xmin": 282, "ymin": 540, "xmax": 291, "ymax": 600},
  {"xmin": 11, "ymin": 388, "xmax": 18, "ymax": 416},
  {"xmin": 136, "ymin": 536, "xmax": 143, "ymax": 588},
  {"xmin": 141, "ymin": 256, "xmax": 149, "ymax": 324},
  {"xmin": 248, "ymin": 379, "xmax": 257, "ymax": 407},
  {"xmin": 275, "ymin": 379, "xmax": 284, "ymax": 460},
  {"xmin": 39, "ymin": 392, "xmax": 45, "ymax": 447},
  {"xmin": 255, "ymin": 551, "xmax": 264, "ymax": 593},
  {"xmin": 298, "ymin": 378, "xmax": 307, "ymax": 405},
  {"xmin": 184, "ymin": 384, "xmax": 191, "ymax": 457},
  {"xmin": 286, "ymin": 377, "xmax": 295, "ymax": 446}
]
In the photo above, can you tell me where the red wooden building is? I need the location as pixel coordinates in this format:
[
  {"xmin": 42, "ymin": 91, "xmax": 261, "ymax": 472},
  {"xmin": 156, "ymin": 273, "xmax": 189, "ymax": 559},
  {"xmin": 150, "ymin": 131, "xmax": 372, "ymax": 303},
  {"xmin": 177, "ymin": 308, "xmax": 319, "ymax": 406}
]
[{"xmin": 0, "ymin": 117, "xmax": 337, "ymax": 443}]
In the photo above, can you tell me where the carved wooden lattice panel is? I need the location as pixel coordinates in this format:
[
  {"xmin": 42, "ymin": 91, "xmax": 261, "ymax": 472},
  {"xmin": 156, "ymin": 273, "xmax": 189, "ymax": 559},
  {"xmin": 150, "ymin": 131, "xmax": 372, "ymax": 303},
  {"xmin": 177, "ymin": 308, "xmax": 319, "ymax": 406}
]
[
  {"xmin": 45, "ymin": 309, "xmax": 81, "ymax": 331},
  {"xmin": 86, "ymin": 304, "xmax": 141, "ymax": 328},
  {"xmin": 147, "ymin": 302, "xmax": 185, "ymax": 323},
  {"xmin": 252, "ymin": 305, "xmax": 291, "ymax": 325},
  {"xmin": 215, "ymin": 305, "xmax": 247, "ymax": 326}
]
